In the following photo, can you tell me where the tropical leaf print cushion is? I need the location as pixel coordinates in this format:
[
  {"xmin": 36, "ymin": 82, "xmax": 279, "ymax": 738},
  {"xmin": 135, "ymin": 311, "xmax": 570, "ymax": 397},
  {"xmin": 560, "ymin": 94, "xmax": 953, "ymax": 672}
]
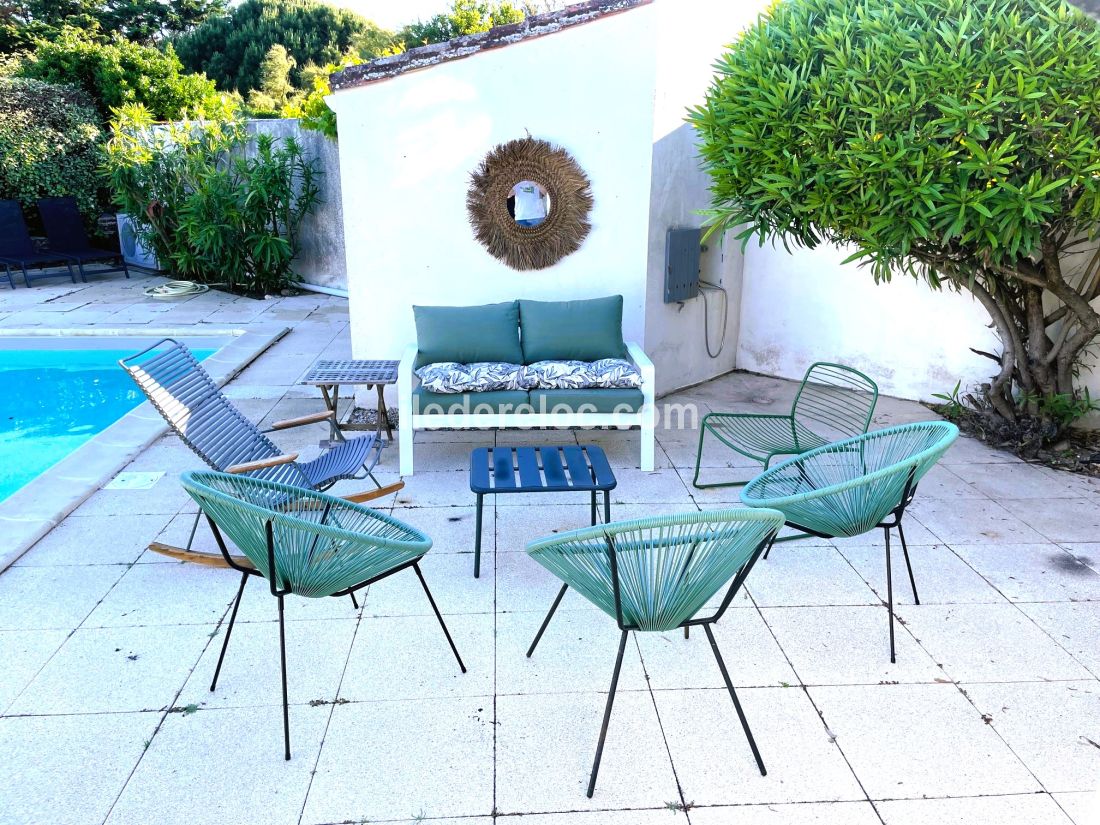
[
  {"xmin": 416, "ymin": 362, "xmax": 530, "ymax": 393},
  {"xmin": 523, "ymin": 359, "xmax": 642, "ymax": 389}
]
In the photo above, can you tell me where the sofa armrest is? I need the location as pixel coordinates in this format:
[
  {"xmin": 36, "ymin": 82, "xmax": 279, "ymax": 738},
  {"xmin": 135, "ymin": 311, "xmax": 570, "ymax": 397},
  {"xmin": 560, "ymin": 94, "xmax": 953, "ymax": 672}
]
[
  {"xmin": 625, "ymin": 341, "xmax": 655, "ymax": 393},
  {"xmin": 398, "ymin": 344, "xmax": 418, "ymax": 394},
  {"xmin": 398, "ymin": 344, "xmax": 418, "ymax": 476}
]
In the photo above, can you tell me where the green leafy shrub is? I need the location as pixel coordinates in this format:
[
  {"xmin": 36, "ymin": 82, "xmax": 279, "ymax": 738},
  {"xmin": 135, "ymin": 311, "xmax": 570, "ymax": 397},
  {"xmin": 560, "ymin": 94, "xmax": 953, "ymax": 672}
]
[
  {"xmin": 690, "ymin": 0, "xmax": 1100, "ymax": 435},
  {"xmin": 18, "ymin": 26, "xmax": 224, "ymax": 122},
  {"xmin": 174, "ymin": 0, "xmax": 368, "ymax": 94},
  {"xmin": 0, "ymin": 77, "xmax": 102, "ymax": 224},
  {"xmin": 398, "ymin": 0, "xmax": 525, "ymax": 46},
  {"xmin": 298, "ymin": 0, "xmax": 529, "ymax": 140},
  {"xmin": 104, "ymin": 105, "xmax": 320, "ymax": 295},
  {"xmin": 0, "ymin": 0, "xmax": 227, "ymax": 53},
  {"xmin": 282, "ymin": 53, "xmax": 363, "ymax": 139}
]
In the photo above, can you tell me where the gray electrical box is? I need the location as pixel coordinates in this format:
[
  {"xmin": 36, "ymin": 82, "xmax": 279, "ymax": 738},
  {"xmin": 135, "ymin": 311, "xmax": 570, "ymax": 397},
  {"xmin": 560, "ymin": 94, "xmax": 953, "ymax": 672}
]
[{"xmin": 664, "ymin": 227, "xmax": 702, "ymax": 303}]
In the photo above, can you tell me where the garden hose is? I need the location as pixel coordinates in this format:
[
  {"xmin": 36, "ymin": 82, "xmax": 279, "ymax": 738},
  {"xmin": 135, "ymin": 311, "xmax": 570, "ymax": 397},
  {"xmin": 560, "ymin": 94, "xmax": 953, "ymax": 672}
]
[{"xmin": 143, "ymin": 280, "xmax": 210, "ymax": 300}]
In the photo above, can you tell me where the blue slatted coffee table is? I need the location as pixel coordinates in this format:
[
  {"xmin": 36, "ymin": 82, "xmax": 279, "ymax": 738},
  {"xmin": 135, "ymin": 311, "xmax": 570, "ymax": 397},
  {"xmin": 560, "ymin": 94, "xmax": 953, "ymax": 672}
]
[{"xmin": 469, "ymin": 444, "xmax": 617, "ymax": 578}]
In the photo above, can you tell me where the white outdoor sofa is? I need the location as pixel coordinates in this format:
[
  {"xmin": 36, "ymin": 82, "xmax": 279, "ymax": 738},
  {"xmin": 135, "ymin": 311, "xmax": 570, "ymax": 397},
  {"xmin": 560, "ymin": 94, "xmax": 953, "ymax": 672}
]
[{"xmin": 396, "ymin": 297, "xmax": 655, "ymax": 476}]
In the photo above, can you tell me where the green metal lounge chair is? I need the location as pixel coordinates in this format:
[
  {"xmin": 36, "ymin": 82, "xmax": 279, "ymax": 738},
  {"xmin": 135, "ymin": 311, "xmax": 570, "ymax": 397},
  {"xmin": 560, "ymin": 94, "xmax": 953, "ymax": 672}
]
[
  {"xmin": 526, "ymin": 508, "xmax": 785, "ymax": 797},
  {"xmin": 180, "ymin": 470, "xmax": 466, "ymax": 760},
  {"xmin": 121, "ymin": 338, "xmax": 399, "ymax": 565},
  {"xmin": 741, "ymin": 421, "xmax": 958, "ymax": 662},
  {"xmin": 693, "ymin": 362, "xmax": 878, "ymax": 489}
]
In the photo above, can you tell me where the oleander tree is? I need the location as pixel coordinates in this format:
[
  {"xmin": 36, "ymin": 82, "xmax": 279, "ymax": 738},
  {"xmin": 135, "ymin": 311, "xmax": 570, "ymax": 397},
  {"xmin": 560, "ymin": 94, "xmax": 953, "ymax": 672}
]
[{"xmin": 690, "ymin": 0, "xmax": 1100, "ymax": 435}]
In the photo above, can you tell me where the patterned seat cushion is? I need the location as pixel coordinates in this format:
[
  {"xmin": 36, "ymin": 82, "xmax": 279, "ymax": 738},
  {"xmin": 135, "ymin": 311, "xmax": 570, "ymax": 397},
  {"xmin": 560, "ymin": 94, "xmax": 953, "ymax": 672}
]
[
  {"xmin": 415, "ymin": 362, "xmax": 529, "ymax": 394},
  {"xmin": 523, "ymin": 359, "xmax": 642, "ymax": 390}
]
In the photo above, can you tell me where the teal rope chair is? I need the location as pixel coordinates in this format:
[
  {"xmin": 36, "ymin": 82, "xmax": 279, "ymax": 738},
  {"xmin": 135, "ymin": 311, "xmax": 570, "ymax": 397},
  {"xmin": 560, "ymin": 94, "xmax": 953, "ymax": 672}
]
[
  {"xmin": 526, "ymin": 508, "xmax": 785, "ymax": 797},
  {"xmin": 693, "ymin": 362, "xmax": 878, "ymax": 489},
  {"xmin": 741, "ymin": 421, "xmax": 958, "ymax": 662},
  {"xmin": 180, "ymin": 470, "xmax": 466, "ymax": 759}
]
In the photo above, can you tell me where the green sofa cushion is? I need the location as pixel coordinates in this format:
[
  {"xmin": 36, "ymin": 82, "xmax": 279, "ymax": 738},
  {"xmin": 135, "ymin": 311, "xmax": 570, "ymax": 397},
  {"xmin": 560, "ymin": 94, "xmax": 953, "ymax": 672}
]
[
  {"xmin": 518, "ymin": 295, "xmax": 629, "ymax": 363},
  {"xmin": 529, "ymin": 388, "xmax": 644, "ymax": 414},
  {"xmin": 413, "ymin": 301, "xmax": 522, "ymax": 369},
  {"xmin": 412, "ymin": 387, "xmax": 530, "ymax": 414}
]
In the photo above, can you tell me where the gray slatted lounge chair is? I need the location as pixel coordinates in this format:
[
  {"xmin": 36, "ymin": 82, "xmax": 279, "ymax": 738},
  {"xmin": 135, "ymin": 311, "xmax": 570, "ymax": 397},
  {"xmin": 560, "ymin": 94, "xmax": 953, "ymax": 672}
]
[
  {"xmin": 0, "ymin": 199, "xmax": 79, "ymax": 287},
  {"xmin": 693, "ymin": 362, "xmax": 879, "ymax": 488},
  {"xmin": 121, "ymin": 338, "xmax": 398, "ymax": 565},
  {"xmin": 37, "ymin": 196, "xmax": 129, "ymax": 281}
]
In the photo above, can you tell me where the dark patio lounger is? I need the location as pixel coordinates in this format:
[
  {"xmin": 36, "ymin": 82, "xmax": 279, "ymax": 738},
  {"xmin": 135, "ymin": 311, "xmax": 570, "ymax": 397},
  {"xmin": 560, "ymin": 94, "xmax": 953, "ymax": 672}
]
[
  {"xmin": 37, "ymin": 196, "xmax": 129, "ymax": 282},
  {"xmin": 0, "ymin": 199, "xmax": 78, "ymax": 288}
]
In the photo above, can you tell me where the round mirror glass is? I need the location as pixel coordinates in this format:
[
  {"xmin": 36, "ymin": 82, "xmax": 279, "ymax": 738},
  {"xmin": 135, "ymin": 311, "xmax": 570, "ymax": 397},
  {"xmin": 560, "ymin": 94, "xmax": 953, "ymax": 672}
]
[{"xmin": 508, "ymin": 180, "xmax": 551, "ymax": 227}]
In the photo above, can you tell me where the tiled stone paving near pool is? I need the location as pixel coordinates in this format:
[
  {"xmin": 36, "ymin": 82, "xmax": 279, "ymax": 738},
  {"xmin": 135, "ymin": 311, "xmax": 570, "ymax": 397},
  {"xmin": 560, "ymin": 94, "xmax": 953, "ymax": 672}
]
[{"xmin": 1, "ymin": 274, "xmax": 1098, "ymax": 825}]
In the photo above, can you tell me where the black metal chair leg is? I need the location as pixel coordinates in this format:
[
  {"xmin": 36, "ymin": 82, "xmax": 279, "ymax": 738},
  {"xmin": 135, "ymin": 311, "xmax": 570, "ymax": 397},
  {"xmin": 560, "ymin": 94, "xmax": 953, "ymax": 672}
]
[
  {"xmin": 885, "ymin": 526, "xmax": 896, "ymax": 664},
  {"xmin": 527, "ymin": 583, "xmax": 568, "ymax": 657},
  {"xmin": 703, "ymin": 623, "xmax": 766, "ymax": 776},
  {"xmin": 413, "ymin": 563, "xmax": 466, "ymax": 673},
  {"xmin": 210, "ymin": 571, "xmax": 249, "ymax": 691},
  {"xmin": 349, "ymin": 591, "xmax": 359, "ymax": 610},
  {"xmin": 587, "ymin": 629, "xmax": 629, "ymax": 798},
  {"xmin": 897, "ymin": 522, "xmax": 919, "ymax": 604},
  {"xmin": 277, "ymin": 594, "xmax": 291, "ymax": 760}
]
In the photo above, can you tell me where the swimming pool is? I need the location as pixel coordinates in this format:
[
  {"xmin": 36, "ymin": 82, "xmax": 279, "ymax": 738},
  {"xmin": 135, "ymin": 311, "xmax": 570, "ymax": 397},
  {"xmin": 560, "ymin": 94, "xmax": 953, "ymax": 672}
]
[{"xmin": 0, "ymin": 341, "xmax": 215, "ymax": 502}]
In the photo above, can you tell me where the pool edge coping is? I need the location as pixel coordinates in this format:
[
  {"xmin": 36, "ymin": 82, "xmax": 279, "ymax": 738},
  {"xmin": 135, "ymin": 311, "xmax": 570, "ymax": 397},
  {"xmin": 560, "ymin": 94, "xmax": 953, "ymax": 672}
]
[{"xmin": 0, "ymin": 325, "xmax": 290, "ymax": 572}]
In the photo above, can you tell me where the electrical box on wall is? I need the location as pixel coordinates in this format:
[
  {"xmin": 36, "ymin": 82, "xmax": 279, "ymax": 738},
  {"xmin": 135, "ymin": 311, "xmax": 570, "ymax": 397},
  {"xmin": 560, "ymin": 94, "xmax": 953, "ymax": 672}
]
[{"xmin": 664, "ymin": 227, "xmax": 701, "ymax": 303}]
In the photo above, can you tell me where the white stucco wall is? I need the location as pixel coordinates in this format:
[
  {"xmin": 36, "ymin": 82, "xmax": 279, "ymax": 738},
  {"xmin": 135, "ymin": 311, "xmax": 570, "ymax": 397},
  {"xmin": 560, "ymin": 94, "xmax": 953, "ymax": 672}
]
[
  {"xmin": 327, "ymin": 6, "xmax": 658, "ymax": 398},
  {"xmin": 642, "ymin": 0, "xmax": 767, "ymax": 395},
  {"xmin": 737, "ymin": 241, "xmax": 1000, "ymax": 401}
]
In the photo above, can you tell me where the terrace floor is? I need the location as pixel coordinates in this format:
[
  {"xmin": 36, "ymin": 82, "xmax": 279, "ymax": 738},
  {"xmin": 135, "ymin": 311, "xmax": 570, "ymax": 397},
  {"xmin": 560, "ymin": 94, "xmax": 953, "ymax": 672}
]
[{"xmin": 1, "ymin": 275, "xmax": 1099, "ymax": 825}]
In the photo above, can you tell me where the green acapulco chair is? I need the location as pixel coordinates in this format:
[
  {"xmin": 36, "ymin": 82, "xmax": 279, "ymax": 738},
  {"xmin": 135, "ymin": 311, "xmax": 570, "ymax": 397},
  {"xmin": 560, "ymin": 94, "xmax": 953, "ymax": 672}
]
[
  {"xmin": 741, "ymin": 421, "xmax": 959, "ymax": 663},
  {"xmin": 525, "ymin": 508, "xmax": 786, "ymax": 797},
  {"xmin": 693, "ymin": 362, "xmax": 879, "ymax": 489},
  {"xmin": 180, "ymin": 470, "xmax": 466, "ymax": 760}
]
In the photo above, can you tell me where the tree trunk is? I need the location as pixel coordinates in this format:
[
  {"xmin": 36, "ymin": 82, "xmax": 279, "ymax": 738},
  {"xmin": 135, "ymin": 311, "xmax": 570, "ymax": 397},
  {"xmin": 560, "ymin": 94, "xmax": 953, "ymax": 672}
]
[{"xmin": 940, "ymin": 234, "xmax": 1100, "ymax": 436}]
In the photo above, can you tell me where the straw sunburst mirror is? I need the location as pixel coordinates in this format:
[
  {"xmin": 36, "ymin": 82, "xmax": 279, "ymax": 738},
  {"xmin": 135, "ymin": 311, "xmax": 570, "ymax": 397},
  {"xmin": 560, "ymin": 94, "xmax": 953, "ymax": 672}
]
[{"xmin": 467, "ymin": 137, "xmax": 594, "ymax": 271}]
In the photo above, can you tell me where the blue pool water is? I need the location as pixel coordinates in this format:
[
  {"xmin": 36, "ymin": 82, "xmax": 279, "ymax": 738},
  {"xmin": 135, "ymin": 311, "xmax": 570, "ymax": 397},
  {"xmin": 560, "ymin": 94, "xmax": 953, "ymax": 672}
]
[{"xmin": 0, "ymin": 345, "xmax": 214, "ymax": 502}]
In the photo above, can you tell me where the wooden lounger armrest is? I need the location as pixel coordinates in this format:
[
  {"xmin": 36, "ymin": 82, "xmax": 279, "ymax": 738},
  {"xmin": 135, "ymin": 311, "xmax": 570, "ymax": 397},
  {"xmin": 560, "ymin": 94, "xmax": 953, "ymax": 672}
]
[
  {"xmin": 265, "ymin": 410, "xmax": 335, "ymax": 431},
  {"xmin": 341, "ymin": 481, "xmax": 405, "ymax": 503},
  {"xmin": 282, "ymin": 482, "xmax": 406, "ymax": 512},
  {"xmin": 227, "ymin": 453, "xmax": 299, "ymax": 474}
]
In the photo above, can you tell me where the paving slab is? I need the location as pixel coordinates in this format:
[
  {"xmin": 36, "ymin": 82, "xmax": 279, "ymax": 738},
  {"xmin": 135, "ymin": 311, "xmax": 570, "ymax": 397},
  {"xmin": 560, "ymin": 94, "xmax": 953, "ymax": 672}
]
[
  {"xmin": 896, "ymin": 603, "xmax": 1093, "ymax": 683},
  {"xmin": 105, "ymin": 705, "xmax": 328, "ymax": 825},
  {"xmin": 495, "ymin": 690, "xmax": 679, "ymax": 814},
  {"xmin": 809, "ymin": 683, "xmax": 1041, "ymax": 799},
  {"xmin": 0, "ymin": 711, "xmax": 158, "ymax": 825},
  {"xmin": 875, "ymin": 793, "xmax": 1074, "ymax": 825},
  {"xmin": 301, "ymin": 696, "xmax": 495, "ymax": 823},
  {"xmin": 654, "ymin": 686, "xmax": 866, "ymax": 805},
  {"xmin": 950, "ymin": 543, "xmax": 1100, "ymax": 603},
  {"xmin": 689, "ymin": 801, "xmax": 881, "ymax": 825},
  {"xmin": 762, "ymin": 605, "xmax": 944, "ymax": 685},
  {"xmin": 7, "ymin": 622, "xmax": 212, "ymax": 715},
  {"xmin": 966, "ymin": 681, "xmax": 1100, "ymax": 793}
]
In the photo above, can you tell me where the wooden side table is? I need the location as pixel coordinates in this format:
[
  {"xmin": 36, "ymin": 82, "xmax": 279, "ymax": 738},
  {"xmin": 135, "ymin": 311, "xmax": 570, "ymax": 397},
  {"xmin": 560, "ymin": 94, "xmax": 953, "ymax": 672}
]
[{"xmin": 301, "ymin": 359, "xmax": 399, "ymax": 441}]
